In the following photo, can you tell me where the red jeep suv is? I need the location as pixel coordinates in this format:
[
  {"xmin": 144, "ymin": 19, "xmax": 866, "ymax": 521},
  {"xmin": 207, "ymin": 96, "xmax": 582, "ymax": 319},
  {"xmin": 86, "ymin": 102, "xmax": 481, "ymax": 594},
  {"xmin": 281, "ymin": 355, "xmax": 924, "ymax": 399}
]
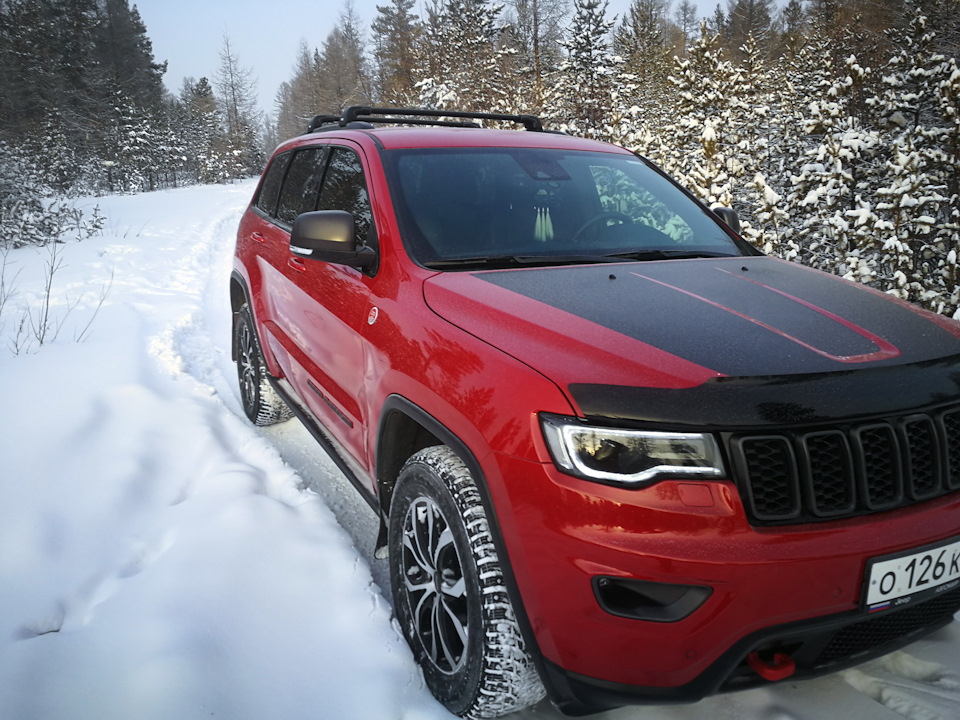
[{"xmin": 231, "ymin": 107, "xmax": 960, "ymax": 718}]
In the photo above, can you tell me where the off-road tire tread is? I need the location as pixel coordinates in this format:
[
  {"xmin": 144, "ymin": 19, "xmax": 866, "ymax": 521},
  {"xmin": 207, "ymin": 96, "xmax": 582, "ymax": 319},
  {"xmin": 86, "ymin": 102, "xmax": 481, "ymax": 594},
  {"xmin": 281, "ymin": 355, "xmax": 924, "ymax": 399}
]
[
  {"xmin": 400, "ymin": 446, "xmax": 546, "ymax": 718},
  {"xmin": 236, "ymin": 305, "xmax": 293, "ymax": 426}
]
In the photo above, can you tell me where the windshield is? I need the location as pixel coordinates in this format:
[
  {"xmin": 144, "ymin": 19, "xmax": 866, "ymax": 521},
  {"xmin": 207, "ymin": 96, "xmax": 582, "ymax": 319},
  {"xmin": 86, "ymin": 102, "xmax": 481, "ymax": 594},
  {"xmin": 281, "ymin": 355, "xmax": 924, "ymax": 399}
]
[{"xmin": 383, "ymin": 147, "xmax": 750, "ymax": 268}]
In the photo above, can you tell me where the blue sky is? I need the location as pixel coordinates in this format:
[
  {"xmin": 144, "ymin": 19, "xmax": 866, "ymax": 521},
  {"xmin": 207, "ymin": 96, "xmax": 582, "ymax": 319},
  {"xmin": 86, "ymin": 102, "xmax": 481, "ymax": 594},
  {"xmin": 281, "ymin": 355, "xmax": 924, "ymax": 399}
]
[{"xmin": 137, "ymin": 0, "xmax": 712, "ymax": 114}]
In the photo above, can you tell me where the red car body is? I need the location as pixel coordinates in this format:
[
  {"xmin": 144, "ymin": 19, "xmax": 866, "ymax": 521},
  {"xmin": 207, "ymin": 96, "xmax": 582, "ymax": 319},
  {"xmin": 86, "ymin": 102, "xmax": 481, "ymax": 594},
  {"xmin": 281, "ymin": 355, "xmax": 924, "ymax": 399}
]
[{"xmin": 232, "ymin": 112, "xmax": 960, "ymax": 714}]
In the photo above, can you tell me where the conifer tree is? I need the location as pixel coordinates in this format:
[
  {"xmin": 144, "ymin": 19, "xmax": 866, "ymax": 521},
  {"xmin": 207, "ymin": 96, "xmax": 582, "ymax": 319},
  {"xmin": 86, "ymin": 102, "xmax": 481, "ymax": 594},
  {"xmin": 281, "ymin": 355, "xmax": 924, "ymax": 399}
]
[
  {"xmin": 547, "ymin": 0, "xmax": 620, "ymax": 137},
  {"xmin": 871, "ymin": 6, "xmax": 956, "ymax": 311},
  {"xmin": 318, "ymin": 3, "xmax": 373, "ymax": 112},
  {"xmin": 615, "ymin": 0, "xmax": 674, "ymax": 130},
  {"xmin": 215, "ymin": 35, "xmax": 263, "ymax": 177},
  {"xmin": 371, "ymin": 0, "xmax": 422, "ymax": 104},
  {"xmin": 418, "ymin": 0, "xmax": 507, "ymax": 111},
  {"xmin": 787, "ymin": 56, "xmax": 884, "ymax": 276},
  {"xmin": 661, "ymin": 24, "xmax": 747, "ymax": 205},
  {"xmin": 503, "ymin": 0, "xmax": 567, "ymax": 108},
  {"xmin": 675, "ymin": 0, "xmax": 700, "ymax": 54}
]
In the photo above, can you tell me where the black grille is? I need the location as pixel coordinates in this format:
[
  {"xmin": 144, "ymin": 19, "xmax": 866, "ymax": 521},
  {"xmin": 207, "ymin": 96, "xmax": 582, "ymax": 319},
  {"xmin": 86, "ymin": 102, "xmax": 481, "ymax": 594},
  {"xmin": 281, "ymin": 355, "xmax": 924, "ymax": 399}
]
[
  {"xmin": 903, "ymin": 416, "xmax": 940, "ymax": 499},
  {"xmin": 731, "ymin": 405, "xmax": 960, "ymax": 525},
  {"xmin": 804, "ymin": 432, "xmax": 855, "ymax": 517},
  {"xmin": 738, "ymin": 437, "xmax": 799, "ymax": 521},
  {"xmin": 944, "ymin": 409, "xmax": 960, "ymax": 489}
]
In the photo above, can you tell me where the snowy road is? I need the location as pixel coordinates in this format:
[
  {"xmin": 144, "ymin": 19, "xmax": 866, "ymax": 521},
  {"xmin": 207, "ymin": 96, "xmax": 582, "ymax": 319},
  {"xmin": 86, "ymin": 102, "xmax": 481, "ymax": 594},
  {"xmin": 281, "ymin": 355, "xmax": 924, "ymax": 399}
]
[{"xmin": 0, "ymin": 182, "xmax": 958, "ymax": 720}]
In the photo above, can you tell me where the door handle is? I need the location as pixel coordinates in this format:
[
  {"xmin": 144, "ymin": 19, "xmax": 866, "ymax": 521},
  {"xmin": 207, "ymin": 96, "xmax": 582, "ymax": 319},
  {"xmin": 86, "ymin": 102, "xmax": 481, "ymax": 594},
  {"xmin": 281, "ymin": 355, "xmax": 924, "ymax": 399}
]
[
  {"xmin": 288, "ymin": 257, "xmax": 307, "ymax": 272},
  {"xmin": 251, "ymin": 231, "xmax": 265, "ymax": 243}
]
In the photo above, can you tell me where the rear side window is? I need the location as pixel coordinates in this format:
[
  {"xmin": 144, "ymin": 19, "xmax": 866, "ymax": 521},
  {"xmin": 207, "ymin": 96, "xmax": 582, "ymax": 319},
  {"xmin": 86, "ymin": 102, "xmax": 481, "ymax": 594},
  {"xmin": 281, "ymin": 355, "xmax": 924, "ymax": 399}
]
[
  {"xmin": 317, "ymin": 148, "xmax": 374, "ymax": 244},
  {"xmin": 255, "ymin": 152, "xmax": 291, "ymax": 216},
  {"xmin": 276, "ymin": 148, "xmax": 327, "ymax": 226}
]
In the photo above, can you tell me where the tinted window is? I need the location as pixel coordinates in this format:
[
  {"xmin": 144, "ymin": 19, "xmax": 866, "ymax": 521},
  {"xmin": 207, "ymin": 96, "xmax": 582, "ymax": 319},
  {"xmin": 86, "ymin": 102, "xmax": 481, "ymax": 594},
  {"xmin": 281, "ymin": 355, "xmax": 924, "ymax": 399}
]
[
  {"xmin": 255, "ymin": 152, "xmax": 291, "ymax": 217},
  {"xmin": 384, "ymin": 148, "xmax": 746, "ymax": 265},
  {"xmin": 276, "ymin": 148, "xmax": 326, "ymax": 226},
  {"xmin": 317, "ymin": 148, "xmax": 374, "ymax": 244}
]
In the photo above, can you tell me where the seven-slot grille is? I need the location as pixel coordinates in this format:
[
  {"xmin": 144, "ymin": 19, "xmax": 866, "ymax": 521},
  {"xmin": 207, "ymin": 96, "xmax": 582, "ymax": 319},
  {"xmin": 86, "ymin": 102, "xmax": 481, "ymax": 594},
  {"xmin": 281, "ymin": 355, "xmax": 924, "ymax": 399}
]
[{"xmin": 729, "ymin": 406, "xmax": 960, "ymax": 525}]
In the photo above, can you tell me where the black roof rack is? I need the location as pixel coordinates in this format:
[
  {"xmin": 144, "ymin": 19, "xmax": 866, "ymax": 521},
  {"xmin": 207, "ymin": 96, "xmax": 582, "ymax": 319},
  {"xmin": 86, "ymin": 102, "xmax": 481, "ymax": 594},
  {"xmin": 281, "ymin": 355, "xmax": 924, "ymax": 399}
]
[{"xmin": 306, "ymin": 106, "xmax": 545, "ymax": 134}]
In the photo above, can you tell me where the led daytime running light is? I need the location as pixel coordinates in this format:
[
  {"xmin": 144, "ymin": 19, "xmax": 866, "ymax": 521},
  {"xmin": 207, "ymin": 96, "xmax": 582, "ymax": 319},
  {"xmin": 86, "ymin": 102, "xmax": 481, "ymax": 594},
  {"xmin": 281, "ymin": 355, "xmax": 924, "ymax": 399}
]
[{"xmin": 541, "ymin": 414, "xmax": 724, "ymax": 486}]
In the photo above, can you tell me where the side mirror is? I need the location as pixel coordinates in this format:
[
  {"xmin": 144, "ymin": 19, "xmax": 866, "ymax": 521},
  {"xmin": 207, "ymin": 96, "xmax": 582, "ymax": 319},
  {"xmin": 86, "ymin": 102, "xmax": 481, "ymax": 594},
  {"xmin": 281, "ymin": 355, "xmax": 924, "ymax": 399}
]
[
  {"xmin": 711, "ymin": 205, "xmax": 741, "ymax": 235},
  {"xmin": 290, "ymin": 210, "xmax": 377, "ymax": 268}
]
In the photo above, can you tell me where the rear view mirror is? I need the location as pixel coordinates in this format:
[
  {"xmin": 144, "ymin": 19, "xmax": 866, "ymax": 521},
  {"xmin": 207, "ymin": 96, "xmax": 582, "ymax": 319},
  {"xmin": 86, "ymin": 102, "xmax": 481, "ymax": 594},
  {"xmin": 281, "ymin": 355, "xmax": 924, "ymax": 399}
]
[
  {"xmin": 291, "ymin": 211, "xmax": 376, "ymax": 268},
  {"xmin": 711, "ymin": 205, "xmax": 742, "ymax": 235}
]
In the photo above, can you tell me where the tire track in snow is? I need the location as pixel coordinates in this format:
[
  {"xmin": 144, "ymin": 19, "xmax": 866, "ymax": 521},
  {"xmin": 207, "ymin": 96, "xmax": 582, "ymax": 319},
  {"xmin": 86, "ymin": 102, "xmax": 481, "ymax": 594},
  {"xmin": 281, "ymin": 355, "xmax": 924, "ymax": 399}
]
[{"xmin": 843, "ymin": 651, "xmax": 960, "ymax": 720}]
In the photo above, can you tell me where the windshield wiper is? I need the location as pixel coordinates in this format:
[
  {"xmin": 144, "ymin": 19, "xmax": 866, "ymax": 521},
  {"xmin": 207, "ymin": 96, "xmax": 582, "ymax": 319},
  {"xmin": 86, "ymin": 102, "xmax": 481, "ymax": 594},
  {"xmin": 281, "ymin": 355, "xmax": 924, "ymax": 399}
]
[
  {"xmin": 422, "ymin": 249, "xmax": 738, "ymax": 270},
  {"xmin": 423, "ymin": 254, "xmax": 621, "ymax": 269},
  {"xmin": 603, "ymin": 249, "xmax": 738, "ymax": 261}
]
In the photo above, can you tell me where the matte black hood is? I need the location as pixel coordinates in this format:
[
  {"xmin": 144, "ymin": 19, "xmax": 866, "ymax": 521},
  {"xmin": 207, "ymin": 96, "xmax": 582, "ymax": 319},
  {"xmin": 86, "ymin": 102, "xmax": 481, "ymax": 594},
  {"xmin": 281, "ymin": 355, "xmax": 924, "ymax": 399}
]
[{"xmin": 424, "ymin": 256, "xmax": 960, "ymax": 426}]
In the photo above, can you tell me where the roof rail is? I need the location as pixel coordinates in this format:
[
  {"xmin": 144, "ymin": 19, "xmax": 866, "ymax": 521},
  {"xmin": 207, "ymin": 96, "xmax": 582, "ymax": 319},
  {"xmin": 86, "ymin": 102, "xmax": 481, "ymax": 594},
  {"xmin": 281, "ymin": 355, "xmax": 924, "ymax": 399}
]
[{"xmin": 306, "ymin": 106, "xmax": 545, "ymax": 134}]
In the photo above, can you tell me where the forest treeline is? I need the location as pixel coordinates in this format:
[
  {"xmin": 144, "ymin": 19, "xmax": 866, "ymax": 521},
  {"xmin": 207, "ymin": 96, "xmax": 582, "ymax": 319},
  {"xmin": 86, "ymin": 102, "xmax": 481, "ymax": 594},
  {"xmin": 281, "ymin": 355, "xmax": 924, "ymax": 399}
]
[{"xmin": 2, "ymin": 0, "xmax": 960, "ymax": 315}]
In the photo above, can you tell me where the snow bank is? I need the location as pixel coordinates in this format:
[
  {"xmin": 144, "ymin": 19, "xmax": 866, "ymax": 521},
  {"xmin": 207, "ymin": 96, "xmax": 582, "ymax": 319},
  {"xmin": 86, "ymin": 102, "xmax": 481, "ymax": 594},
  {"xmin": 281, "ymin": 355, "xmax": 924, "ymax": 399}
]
[
  {"xmin": 0, "ymin": 181, "xmax": 958, "ymax": 720},
  {"xmin": 0, "ymin": 182, "xmax": 447, "ymax": 720}
]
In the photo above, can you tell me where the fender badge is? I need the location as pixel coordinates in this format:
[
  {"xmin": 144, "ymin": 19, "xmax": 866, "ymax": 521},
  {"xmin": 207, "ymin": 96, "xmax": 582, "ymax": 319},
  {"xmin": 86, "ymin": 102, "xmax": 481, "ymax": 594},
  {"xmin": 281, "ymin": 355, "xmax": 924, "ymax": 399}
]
[{"xmin": 367, "ymin": 306, "xmax": 379, "ymax": 325}]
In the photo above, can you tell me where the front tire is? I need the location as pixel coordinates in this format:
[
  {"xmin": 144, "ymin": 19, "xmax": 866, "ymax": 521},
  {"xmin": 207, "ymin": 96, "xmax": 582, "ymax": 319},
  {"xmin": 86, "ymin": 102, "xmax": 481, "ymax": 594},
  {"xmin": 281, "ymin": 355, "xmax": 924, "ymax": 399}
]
[
  {"xmin": 234, "ymin": 305, "xmax": 292, "ymax": 426},
  {"xmin": 389, "ymin": 446, "xmax": 545, "ymax": 718}
]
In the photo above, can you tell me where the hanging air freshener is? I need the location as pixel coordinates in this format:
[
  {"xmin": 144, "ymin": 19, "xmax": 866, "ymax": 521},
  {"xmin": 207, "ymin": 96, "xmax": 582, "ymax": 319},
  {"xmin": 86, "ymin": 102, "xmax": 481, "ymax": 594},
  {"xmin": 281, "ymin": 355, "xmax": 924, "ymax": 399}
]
[{"xmin": 534, "ymin": 189, "xmax": 554, "ymax": 243}]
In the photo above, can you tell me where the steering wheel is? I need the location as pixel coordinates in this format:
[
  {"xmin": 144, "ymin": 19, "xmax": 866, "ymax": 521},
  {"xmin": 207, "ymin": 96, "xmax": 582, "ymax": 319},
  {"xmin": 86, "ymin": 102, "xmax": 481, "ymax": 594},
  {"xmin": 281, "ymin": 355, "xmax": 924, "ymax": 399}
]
[{"xmin": 570, "ymin": 212, "xmax": 633, "ymax": 244}]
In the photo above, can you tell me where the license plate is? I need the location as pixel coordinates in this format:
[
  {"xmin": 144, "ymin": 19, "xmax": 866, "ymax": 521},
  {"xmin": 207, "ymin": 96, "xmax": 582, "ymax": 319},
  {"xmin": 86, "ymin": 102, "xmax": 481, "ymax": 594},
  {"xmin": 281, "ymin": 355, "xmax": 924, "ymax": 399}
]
[{"xmin": 864, "ymin": 536, "xmax": 960, "ymax": 611}]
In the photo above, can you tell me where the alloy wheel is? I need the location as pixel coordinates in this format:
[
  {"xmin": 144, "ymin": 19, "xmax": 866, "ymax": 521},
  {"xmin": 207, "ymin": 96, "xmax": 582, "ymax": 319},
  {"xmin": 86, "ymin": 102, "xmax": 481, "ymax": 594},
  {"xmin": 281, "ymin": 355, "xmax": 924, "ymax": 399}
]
[{"xmin": 400, "ymin": 495, "xmax": 469, "ymax": 674}]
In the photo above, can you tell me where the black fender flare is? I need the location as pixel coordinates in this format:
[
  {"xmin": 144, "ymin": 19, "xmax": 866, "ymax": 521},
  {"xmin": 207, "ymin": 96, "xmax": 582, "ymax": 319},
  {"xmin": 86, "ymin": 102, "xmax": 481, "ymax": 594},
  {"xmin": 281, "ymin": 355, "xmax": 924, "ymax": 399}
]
[{"xmin": 374, "ymin": 395, "xmax": 552, "ymax": 697}]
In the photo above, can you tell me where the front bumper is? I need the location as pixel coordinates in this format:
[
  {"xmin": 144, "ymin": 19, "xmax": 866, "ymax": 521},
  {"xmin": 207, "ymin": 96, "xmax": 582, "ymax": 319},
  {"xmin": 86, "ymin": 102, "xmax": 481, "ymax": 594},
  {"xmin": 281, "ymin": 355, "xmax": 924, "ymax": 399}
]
[{"xmin": 487, "ymin": 453, "xmax": 960, "ymax": 712}]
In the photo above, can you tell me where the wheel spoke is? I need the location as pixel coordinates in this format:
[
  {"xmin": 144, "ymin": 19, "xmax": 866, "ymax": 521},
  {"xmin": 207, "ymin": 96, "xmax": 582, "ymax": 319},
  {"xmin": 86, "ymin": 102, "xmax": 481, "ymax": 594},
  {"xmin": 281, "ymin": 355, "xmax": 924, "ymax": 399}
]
[
  {"xmin": 441, "ymin": 575, "xmax": 465, "ymax": 600},
  {"xmin": 432, "ymin": 594, "xmax": 462, "ymax": 670},
  {"xmin": 433, "ymin": 526, "xmax": 454, "ymax": 567},
  {"xmin": 440, "ymin": 596, "xmax": 468, "ymax": 648},
  {"xmin": 402, "ymin": 509, "xmax": 434, "ymax": 576},
  {"xmin": 425, "ymin": 591, "xmax": 442, "ymax": 664}
]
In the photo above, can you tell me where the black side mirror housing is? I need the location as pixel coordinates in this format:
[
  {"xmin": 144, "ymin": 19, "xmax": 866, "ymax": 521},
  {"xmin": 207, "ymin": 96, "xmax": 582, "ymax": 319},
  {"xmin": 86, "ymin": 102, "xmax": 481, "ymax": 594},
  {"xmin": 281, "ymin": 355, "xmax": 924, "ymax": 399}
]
[
  {"xmin": 290, "ymin": 210, "xmax": 377, "ymax": 268},
  {"xmin": 711, "ymin": 205, "xmax": 742, "ymax": 235}
]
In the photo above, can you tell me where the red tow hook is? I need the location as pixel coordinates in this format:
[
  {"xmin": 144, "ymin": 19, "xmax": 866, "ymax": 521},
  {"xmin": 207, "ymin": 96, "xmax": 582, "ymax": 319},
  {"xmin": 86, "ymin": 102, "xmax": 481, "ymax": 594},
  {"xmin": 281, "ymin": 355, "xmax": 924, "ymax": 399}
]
[{"xmin": 747, "ymin": 651, "xmax": 796, "ymax": 682}]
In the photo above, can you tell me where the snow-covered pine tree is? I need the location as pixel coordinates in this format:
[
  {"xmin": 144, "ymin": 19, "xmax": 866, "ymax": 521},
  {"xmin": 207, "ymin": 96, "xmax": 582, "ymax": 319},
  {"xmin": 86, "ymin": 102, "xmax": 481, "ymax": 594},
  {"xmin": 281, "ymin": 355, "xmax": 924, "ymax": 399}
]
[
  {"xmin": 660, "ymin": 24, "xmax": 746, "ymax": 206},
  {"xmin": 614, "ymin": 0, "xmax": 674, "ymax": 134},
  {"xmin": 502, "ymin": 0, "xmax": 567, "ymax": 110},
  {"xmin": 870, "ymin": 5, "xmax": 955, "ymax": 312},
  {"xmin": 546, "ymin": 0, "xmax": 620, "ymax": 138},
  {"xmin": 938, "ymin": 58, "xmax": 960, "ymax": 314},
  {"xmin": 371, "ymin": 0, "xmax": 422, "ymax": 105},
  {"xmin": 417, "ymin": 0, "xmax": 508, "ymax": 112},
  {"xmin": 786, "ymin": 55, "xmax": 884, "ymax": 279}
]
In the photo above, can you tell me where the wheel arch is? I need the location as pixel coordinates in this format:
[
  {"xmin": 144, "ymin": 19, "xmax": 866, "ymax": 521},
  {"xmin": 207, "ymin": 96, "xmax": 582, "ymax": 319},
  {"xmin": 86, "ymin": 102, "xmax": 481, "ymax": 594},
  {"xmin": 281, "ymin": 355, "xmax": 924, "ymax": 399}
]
[
  {"xmin": 229, "ymin": 270, "xmax": 252, "ymax": 362},
  {"xmin": 374, "ymin": 395, "xmax": 550, "ymax": 693}
]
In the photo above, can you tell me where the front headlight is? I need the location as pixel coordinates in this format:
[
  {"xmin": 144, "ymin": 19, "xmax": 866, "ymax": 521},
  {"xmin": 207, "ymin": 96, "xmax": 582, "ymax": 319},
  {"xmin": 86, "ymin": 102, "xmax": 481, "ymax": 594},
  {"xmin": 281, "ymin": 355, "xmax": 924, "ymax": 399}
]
[{"xmin": 540, "ymin": 413, "xmax": 725, "ymax": 486}]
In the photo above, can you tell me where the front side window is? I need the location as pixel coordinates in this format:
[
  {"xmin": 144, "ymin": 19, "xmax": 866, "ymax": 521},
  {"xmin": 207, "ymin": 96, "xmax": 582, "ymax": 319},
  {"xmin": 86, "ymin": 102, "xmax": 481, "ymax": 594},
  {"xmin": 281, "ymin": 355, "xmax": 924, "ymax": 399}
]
[
  {"xmin": 317, "ymin": 147, "xmax": 374, "ymax": 245},
  {"xmin": 384, "ymin": 148, "xmax": 750, "ymax": 267},
  {"xmin": 276, "ymin": 147, "xmax": 326, "ymax": 227}
]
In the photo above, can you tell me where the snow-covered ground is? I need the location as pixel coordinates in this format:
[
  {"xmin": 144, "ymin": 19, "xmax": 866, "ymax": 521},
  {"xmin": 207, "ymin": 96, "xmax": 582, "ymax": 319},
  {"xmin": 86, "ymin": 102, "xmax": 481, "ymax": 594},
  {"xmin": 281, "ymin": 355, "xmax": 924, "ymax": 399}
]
[{"xmin": 1, "ymin": 182, "xmax": 959, "ymax": 720}]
